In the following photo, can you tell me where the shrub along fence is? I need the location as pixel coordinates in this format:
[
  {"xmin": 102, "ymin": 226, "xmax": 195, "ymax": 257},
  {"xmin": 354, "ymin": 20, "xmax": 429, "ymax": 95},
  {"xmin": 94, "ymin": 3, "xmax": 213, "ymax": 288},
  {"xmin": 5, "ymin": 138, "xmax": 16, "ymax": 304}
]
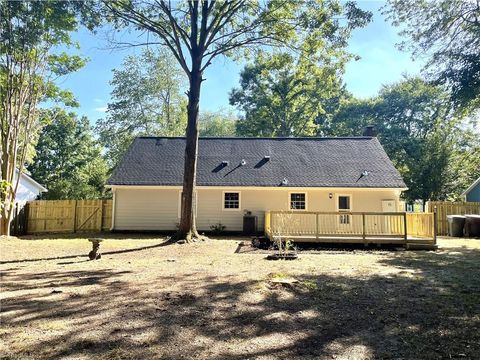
[
  {"xmin": 9, "ymin": 203, "xmax": 27, "ymax": 236},
  {"xmin": 25, "ymin": 199, "xmax": 112, "ymax": 234},
  {"xmin": 427, "ymin": 201, "xmax": 480, "ymax": 235}
]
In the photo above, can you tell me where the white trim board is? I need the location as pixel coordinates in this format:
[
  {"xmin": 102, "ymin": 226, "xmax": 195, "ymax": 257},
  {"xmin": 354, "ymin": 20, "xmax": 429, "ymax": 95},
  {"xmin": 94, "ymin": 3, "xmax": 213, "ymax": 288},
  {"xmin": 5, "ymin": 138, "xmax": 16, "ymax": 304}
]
[{"xmin": 107, "ymin": 185, "xmax": 406, "ymax": 192}]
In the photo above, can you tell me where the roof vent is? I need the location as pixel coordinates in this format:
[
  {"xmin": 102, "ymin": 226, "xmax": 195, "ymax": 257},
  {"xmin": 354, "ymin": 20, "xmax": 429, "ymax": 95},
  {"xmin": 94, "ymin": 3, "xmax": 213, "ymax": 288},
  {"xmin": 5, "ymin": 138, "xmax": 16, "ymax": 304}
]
[
  {"xmin": 264, "ymin": 155, "xmax": 271, "ymax": 160},
  {"xmin": 362, "ymin": 170, "xmax": 369, "ymax": 177},
  {"xmin": 240, "ymin": 159, "xmax": 247, "ymax": 166},
  {"xmin": 281, "ymin": 178, "xmax": 289, "ymax": 186},
  {"xmin": 156, "ymin": 138, "xmax": 167, "ymax": 146},
  {"xmin": 222, "ymin": 161, "xmax": 229, "ymax": 166}
]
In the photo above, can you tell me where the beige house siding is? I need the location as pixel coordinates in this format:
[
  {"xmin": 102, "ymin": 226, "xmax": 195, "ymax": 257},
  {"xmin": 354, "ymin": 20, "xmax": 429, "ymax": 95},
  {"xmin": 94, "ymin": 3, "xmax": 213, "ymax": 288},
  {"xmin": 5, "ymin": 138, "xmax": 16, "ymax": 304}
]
[
  {"xmin": 112, "ymin": 186, "xmax": 402, "ymax": 232},
  {"xmin": 114, "ymin": 188, "xmax": 179, "ymax": 230}
]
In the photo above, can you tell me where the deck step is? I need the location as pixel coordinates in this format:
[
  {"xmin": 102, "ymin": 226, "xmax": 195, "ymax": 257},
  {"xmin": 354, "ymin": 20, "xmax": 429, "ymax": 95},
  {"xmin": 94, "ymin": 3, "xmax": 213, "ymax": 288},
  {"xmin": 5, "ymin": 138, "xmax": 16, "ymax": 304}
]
[{"xmin": 406, "ymin": 243, "xmax": 438, "ymax": 250}]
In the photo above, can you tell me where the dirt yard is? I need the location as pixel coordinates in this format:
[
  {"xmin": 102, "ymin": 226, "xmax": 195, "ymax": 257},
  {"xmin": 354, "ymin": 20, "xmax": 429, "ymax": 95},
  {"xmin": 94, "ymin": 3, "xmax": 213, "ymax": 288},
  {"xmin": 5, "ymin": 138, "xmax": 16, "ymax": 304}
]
[{"xmin": 1, "ymin": 235, "xmax": 479, "ymax": 360}]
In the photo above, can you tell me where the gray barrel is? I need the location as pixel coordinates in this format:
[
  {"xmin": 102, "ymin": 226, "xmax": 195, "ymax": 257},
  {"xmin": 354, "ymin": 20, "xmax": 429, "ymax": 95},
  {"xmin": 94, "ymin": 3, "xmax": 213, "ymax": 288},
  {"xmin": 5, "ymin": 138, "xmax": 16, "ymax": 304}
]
[{"xmin": 447, "ymin": 215, "xmax": 465, "ymax": 237}]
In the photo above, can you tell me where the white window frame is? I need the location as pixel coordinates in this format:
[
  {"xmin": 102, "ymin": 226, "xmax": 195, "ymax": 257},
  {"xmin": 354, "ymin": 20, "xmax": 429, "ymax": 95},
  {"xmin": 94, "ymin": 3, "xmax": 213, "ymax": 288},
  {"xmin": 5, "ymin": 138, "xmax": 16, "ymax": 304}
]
[
  {"xmin": 289, "ymin": 192, "xmax": 307, "ymax": 211},
  {"xmin": 178, "ymin": 190, "xmax": 198, "ymax": 218},
  {"xmin": 336, "ymin": 194, "xmax": 352, "ymax": 212},
  {"xmin": 222, "ymin": 191, "xmax": 241, "ymax": 211}
]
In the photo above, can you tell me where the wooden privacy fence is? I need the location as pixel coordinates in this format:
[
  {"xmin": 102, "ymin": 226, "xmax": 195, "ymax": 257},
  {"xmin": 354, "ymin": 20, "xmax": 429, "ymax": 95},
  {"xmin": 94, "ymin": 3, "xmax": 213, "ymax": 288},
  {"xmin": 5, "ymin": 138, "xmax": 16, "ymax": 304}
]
[
  {"xmin": 26, "ymin": 199, "xmax": 112, "ymax": 234},
  {"xmin": 427, "ymin": 201, "xmax": 480, "ymax": 235},
  {"xmin": 9, "ymin": 203, "xmax": 27, "ymax": 236},
  {"xmin": 265, "ymin": 211, "xmax": 436, "ymax": 246}
]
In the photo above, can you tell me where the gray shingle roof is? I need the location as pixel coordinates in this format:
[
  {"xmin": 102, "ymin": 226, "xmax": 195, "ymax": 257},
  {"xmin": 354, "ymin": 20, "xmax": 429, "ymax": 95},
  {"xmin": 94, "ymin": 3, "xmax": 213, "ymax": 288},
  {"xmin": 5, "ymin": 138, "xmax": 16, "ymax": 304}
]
[{"xmin": 107, "ymin": 137, "xmax": 406, "ymax": 188}]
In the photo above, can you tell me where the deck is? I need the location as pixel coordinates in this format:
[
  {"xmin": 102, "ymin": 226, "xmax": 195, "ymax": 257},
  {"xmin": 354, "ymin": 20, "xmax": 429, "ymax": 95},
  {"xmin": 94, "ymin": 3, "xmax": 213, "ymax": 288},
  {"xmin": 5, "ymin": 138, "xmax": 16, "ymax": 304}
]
[{"xmin": 264, "ymin": 211, "xmax": 437, "ymax": 250}]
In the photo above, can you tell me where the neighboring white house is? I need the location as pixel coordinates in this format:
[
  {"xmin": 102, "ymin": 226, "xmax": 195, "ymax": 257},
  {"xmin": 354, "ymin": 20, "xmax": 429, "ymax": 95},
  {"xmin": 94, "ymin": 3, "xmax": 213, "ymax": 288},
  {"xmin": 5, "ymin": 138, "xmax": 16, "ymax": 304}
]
[
  {"xmin": 106, "ymin": 136, "xmax": 407, "ymax": 233},
  {"xmin": 13, "ymin": 169, "xmax": 47, "ymax": 207}
]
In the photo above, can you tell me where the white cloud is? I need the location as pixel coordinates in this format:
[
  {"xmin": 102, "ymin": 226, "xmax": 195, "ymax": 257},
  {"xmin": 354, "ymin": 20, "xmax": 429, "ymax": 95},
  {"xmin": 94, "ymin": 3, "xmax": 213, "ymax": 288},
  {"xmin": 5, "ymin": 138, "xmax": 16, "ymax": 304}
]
[
  {"xmin": 94, "ymin": 98, "xmax": 103, "ymax": 103},
  {"xmin": 95, "ymin": 106, "xmax": 108, "ymax": 113}
]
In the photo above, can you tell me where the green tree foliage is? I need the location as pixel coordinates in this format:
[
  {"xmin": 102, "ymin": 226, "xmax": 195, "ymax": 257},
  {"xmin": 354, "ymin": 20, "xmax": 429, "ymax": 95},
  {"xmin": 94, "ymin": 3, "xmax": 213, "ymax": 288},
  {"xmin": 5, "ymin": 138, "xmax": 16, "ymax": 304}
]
[
  {"xmin": 96, "ymin": 48, "xmax": 187, "ymax": 167},
  {"xmin": 0, "ymin": 180, "xmax": 10, "ymax": 212},
  {"xmin": 28, "ymin": 109, "xmax": 108, "ymax": 200},
  {"xmin": 385, "ymin": 0, "xmax": 480, "ymax": 111},
  {"xmin": 199, "ymin": 110, "xmax": 237, "ymax": 137},
  {"xmin": 445, "ymin": 127, "xmax": 480, "ymax": 200},
  {"xmin": 330, "ymin": 77, "xmax": 472, "ymax": 202},
  {"xmin": 0, "ymin": 1, "xmax": 99, "ymax": 235},
  {"xmin": 231, "ymin": 52, "xmax": 348, "ymax": 137}
]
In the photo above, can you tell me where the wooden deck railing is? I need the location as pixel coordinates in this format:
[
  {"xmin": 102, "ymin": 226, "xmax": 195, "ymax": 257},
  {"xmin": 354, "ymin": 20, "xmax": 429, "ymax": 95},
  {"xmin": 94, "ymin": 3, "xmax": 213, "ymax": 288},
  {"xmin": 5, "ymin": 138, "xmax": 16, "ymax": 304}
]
[{"xmin": 264, "ymin": 211, "xmax": 436, "ymax": 244}]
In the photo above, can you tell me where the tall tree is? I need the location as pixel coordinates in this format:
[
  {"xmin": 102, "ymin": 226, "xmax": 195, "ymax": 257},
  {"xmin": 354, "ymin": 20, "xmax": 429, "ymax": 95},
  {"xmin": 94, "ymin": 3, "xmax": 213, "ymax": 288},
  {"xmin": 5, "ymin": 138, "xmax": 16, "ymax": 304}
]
[
  {"xmin": 96, "ymin": 48, "xmax": 187, "ymax": 167},
  {"xmin": 0, "ymin": 1, "xmax": 98, "ymax": 235},
  {"xmin": 385, "ymin": 0, "xmax": 480, "ymax": 111},
  {"xmin": 105, "ymin": 0, "xmax": 371, "ymax": 241},
  {"xmin": 28, "ymin": 109, "xmax": 108, "ymax": 200},
  {"xmin": 230, "ymin": 50, "xmax": 348, "ymax": 137},
  {"xmin": 330, "ymin": 77, "xmax": 461, "ymax": 204}
]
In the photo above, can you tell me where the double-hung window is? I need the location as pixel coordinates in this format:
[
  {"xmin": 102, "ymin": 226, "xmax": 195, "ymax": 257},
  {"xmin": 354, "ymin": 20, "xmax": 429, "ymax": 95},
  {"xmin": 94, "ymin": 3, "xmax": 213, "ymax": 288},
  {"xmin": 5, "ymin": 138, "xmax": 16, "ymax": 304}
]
[
  {"xmin": 224, "ymin": 192, "xmax": 240, "ymax": 210},
  {"xmin": 290, "ymin": 193, "xmax": 306, "ymax": 210}
]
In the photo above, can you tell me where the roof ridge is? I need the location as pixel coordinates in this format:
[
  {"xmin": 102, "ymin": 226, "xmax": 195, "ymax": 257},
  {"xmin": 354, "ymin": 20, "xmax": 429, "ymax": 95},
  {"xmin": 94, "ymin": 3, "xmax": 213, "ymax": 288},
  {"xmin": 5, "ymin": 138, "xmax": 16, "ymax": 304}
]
[{"xmin": 136, "ymin": 136, "xmax": 375, "ymax": 140}]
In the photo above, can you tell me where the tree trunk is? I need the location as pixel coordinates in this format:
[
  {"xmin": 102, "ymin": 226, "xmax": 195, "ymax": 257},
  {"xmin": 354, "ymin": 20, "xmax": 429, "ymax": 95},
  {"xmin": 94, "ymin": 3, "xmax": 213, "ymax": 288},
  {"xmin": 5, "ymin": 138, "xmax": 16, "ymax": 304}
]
[
  {"xmin": 0, "ymin": 211, "xmax": 11, "ymax": 236},
  {"xmin": 175, "ymin": 66, "xmax": 203, "ymax": 241}
]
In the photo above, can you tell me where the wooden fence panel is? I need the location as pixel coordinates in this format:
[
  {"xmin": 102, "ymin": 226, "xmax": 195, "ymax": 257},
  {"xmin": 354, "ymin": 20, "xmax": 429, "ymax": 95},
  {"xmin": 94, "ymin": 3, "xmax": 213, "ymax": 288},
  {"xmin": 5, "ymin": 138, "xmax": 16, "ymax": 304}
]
[
  {"xmin": 427, "ymin": 201, "xmax": 480, "ymax": 235},
  {"xmin": 27, "ymin": 200, "xmax": 75, "ymax": 233},
  {"xmin": 26, "ymin": 199, "xmax": 112, "ymax": 234},
  {"xmin": 406, "ymin": 213, "xmax": 434, "ymax": 239},
  {"xmin": 75, "ymin": 200, "xmax": 103, "ymax": 232},
  {"xmin": 102, "ymin": 200, "xmax": 112, "ymax": 231}
]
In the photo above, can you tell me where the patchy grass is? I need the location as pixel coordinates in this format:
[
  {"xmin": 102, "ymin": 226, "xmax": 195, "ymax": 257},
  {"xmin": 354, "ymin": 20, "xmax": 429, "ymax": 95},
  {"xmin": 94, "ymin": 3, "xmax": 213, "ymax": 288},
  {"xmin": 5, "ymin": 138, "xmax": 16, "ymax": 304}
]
[{"xmin": 1, "ymin": 235, "xmax": 479, "ymax": 359}]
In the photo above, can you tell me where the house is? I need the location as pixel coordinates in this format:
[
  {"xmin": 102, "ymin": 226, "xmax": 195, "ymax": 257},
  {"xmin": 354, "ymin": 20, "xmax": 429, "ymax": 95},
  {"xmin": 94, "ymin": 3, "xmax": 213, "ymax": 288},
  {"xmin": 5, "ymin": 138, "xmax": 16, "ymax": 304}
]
[
  {"xmin": 106, "ymin": 136, "xmax": 407, "ymax": 233},
  {"xmin": 13, "ymin": 169, "xmax": 47, "ymax": 207},
  {"xmin": 462, "ymin": 176, "xmax": 480, "ymax": 202}
]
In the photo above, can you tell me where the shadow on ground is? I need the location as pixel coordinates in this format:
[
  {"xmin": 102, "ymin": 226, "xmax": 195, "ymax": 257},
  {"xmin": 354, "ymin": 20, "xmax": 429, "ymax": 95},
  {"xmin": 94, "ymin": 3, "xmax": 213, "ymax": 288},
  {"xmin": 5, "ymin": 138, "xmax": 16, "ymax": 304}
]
[
  {"xmin": 0, "ymin": 238, "xmax": 171, "ymax": 265},
  {"xmin": 1, "ymin": 248, "xmax": 479, "ymax": 359}
]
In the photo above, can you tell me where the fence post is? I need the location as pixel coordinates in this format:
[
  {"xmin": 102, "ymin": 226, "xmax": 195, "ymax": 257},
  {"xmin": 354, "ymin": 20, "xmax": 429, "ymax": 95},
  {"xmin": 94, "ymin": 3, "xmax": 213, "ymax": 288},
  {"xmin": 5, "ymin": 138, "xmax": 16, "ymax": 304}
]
[
  {"xmin": 25, "ymin": 203, "xmax": 29, "ymax": 234},
  {"xmin": 362, "ymin": 213, "xmax": 366, "ymax": 244},
  {"xmin": 73, "ymin": 200, "xmax": 77, "ymax": 233},
  {"xmin": 12, "ymin": 204, "xmax": 19, "ymax": 236},
  {"xmin": 98, "ymin": 200, "xmax": 103, "ymax": 232},
  {"xmin": 433, "ymin": 206, "xmax": 438, "ymax": 245},
  {"xmin": 403, "ymin": 212, "xmax": 408, "ymax": 244},
  {"xmin": 315, "ymin": 213, "xmax": 319, "ymax": 240}
]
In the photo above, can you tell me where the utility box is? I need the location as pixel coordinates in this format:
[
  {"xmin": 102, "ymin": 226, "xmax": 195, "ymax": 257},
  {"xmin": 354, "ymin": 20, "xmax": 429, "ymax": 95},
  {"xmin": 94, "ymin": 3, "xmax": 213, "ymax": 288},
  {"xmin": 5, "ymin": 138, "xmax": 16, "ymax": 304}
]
[{"xmin": 243, "ymin": 215, "xmax": 258, "ymax": 236}]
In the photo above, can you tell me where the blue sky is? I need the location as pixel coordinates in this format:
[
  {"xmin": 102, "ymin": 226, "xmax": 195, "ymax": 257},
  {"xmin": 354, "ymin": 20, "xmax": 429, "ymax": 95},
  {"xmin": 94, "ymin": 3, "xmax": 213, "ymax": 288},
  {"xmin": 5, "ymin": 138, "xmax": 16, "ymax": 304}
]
[{"xmin": 60, "ymin": 1, "xmax": 424, "ymax": 125}]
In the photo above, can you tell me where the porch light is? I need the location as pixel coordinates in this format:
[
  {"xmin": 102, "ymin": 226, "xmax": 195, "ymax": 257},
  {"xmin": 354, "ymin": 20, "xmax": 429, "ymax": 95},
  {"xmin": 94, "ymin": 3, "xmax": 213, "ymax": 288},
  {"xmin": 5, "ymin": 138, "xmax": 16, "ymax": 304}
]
[{"xmin": 329, "ymin": 193, "xmax": 333, "ymax": 199}]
